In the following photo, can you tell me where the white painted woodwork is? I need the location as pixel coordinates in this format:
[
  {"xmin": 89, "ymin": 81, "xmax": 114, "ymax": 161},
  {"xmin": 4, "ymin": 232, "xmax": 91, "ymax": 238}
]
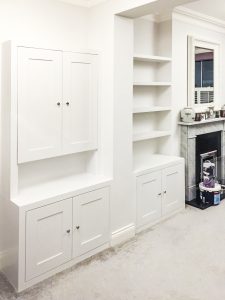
[
  {"xmin": 18, "ymin": 47, "xmax": 63, "ymax": 163},
  {"xmin": 137, "ymin": 171, "xmax": 161, "ymax": 227},
  {"xmin": 25, "ymin": 199, "xmax": 72, "ymax": 281},
  {"xmin": 133, "ymin": 130, "xmax": 171, "ymax": 142},
  {"xmin": 73, "ymin": 187, "xmax": 109, "ymax": 257},
  {"xmin": 162, "ymin": 164, "xmax": 185, "ymax": 215},
  {"xmin": 133, "ymin": 81, "xmax": 172, "ymax": 86},
  {"xmin": 17, "ymin": 47, "xmax": 98, "ymax": 163},
  {"xmin": 63, "ymin": 52, "xmax": 98, "ymax": 154},
  {"xmin": 133, "ymin": 18, "xmax": 173, "ymax": 172},
  {"xmin": 134, "ymin": 155, "xmax": 184, "ymax": 175},
  {"xmin": 136, "ymin": 161, "xmax": 184, "ymax": 229},
  {"xmin": 133, "ymin": 106, "xmax": 172, "ymax": 113},
  {"xmin": 133, "ymin": 54, "xmax": 171, "ymax": 63}
]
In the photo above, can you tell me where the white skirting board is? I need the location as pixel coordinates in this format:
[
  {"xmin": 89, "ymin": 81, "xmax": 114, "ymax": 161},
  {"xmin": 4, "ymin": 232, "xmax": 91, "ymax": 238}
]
[
  {"xmin": 0, "ymin": 251, "xmax": 3, "ymax": 271},
  {"xmin": 111, "ymin": 223, "xmax": 136, "ymax": 247}
]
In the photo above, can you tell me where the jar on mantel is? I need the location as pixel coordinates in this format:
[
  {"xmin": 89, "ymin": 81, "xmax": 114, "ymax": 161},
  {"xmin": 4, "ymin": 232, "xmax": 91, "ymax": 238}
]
[{"xmin": 220, "ymin": 105, "xmax": 225, "ymax": 118}]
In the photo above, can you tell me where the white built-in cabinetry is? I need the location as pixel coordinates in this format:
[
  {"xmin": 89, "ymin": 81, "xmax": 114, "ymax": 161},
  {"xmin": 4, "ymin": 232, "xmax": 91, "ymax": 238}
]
[
  {"xmin": 2, "ymin": 41, "xmax": 111, "ymax": 292},
  {"xmin": 26, "ymin": 188, "xmax": 109, "ymax": 281},
  {"xmin": 18, "ymin": 47, "xmax": 98, "ymax": 163},
  {"xmin": 133, "ymin": 18, "xmax": 173, "ymax": 172},
  {"xmin": 136, "ymin": 160, "xmax": 184, "ymax": 230},
  {"xmin": 133, "ymin": 17, "xmax": 185, "ymax": 232},
  {"xmin": 1, "ymin": 30, "xmax": 185, "ymax": 292},
  {"xmin": 26, "ymin": 198, "xmax": 73, "ymax": 281}
]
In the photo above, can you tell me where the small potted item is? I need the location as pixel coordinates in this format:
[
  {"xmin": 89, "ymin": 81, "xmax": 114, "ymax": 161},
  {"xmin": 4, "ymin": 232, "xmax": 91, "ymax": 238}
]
[
  {"xmin": 215, "ymin": 110, "xmax": 220, "ymax": 118},
  {"xmin": 180, "ymin": 107, "xmax": 195, "ymax": 123},
  {"xmin": 207, "ymin": 106, "xmax": 214, "ymax": 119},
  {"xmin": 220, "ymin": 104, "xmax": 225, "ymax": 117}
]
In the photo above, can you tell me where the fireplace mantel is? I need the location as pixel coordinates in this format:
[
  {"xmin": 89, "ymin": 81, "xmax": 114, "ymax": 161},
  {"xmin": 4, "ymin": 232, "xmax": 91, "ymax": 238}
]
[
  {"xmin": 180, "ymin": 118, "xmax": 225, "ymax": 202},
  {"xmin": 178, "ymin": 117, "xmax": 225, "ymax": 127}
]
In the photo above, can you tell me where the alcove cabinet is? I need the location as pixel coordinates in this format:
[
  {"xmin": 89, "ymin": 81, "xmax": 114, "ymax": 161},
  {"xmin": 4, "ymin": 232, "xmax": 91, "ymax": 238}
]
[
  {"xmin": 18, "ymin": 47, "xmax": 98, "ymax": 163},
  {"xmin": 1, "ymin": 41, "xmax": 112, "ymax": 292},
  {"xmin": 136, "ymin": 158, "xmax": 185, "ymax": 230},
  {"xmin": 25, "ymin": 187, "xmax": 110, "ymax": 282}
]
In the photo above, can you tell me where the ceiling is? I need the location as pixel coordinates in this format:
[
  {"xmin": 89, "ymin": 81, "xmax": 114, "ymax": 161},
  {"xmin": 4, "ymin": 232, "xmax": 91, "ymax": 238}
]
[
  {"xmin": 58, "ymin": 0, "xmax": 225, "ymax": 22},
  {"xmin": 182, "ymin": 0, "xmax": 225, "ymax": 21},
  {"xmin": 58, "ymin": 0, "xmax": 107, "ymax": 8}
]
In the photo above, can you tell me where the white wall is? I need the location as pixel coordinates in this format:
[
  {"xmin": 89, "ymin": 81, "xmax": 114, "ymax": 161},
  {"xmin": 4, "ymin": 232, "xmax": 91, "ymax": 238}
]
[
  {"xmin": 172, "ymin": 13, "xmax": 225, "ymax": 156},
  {"xmin": 0, "ymin": 0, "xmax": 89, "ymax": 260}
]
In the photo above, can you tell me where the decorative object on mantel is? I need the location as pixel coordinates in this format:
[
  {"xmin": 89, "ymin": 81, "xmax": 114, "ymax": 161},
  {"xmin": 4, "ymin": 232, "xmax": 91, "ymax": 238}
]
[
  {"xmin": 179, "ymin": 105, "xmax": 225, "ymax": 125},
  {"xmin": 206, "ymin": 106, "xmax": 214, "ymax": 119},
  {"xmin": 220, "ymin": 104, "xmax": 225, "ymax": 117},
  {"xmin": 180, "ymin": 107, "xmax": 195, "ymax": 123}
]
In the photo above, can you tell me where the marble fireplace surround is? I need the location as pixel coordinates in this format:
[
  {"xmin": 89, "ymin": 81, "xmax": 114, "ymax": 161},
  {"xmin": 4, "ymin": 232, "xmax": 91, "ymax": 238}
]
[{"xmin": 179, "ymin": 119, "xmax": 225, "ymax": 202}]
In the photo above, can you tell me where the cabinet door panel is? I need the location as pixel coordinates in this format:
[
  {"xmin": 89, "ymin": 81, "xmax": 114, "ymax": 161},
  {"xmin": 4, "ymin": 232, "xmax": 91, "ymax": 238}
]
[
  {"xmin": 18, "ymin": 47, "xmax": 62, "ymax": 163},
  {"xmin": 162, "ymin": 164, "xmax": 185, "ymax": 215},
  {"xmin": 26, "ymin": 199, "xmax": 72, "ymax": 281},
  {"xmin": 137, "ymin": 171, "xmax": 162, "ymax": 227},
  {"xmin": 63, "ymin": 52, "xmax": 98, "ymax": 154},
  {"xmin": 73, "ymin": 188, "xmax": 109, "ymax": 257}
]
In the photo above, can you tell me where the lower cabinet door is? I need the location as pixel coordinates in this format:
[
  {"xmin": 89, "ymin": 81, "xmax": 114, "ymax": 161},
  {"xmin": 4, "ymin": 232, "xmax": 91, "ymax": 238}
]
[
  {"xmin": 162, "ymin": 163, "xmax": 185, "ymax": 216},
  {"xmin": 73, "ymin": 187, "xmax": 109, "ymax": 257},
  {"xmin": 26, "ymin": 199, "xmax": 73, "ymax": 281},
  {"xmin": 137, "ymin": 171, "xmax": 162, "ymax": 228}
]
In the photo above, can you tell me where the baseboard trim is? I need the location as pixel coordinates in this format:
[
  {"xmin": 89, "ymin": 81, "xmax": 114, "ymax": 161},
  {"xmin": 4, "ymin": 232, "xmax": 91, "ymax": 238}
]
[
  {"xmin": 111, "ymin": 223, "xmax": 136, "ymax": 247},
  {"xmin": 0, "ymin": 251, "xmax": 3, "ymax": 271}
]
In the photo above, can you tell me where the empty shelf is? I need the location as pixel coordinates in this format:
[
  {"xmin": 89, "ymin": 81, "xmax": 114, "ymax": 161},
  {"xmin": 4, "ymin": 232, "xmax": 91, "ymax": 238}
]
[
  {"xmin": 133, "ymin": 130, "xmax": 171, "ymax": 142},
  {"xmin": 133, "ymin": 54, "xmax": 171, "ymax": 63}
]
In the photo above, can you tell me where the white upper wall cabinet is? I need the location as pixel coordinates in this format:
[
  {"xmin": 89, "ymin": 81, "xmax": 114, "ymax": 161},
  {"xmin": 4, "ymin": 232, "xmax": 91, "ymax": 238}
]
[
  {"xmin": 62, "ymin": 52, "xmax": 98, "ymax": 154},
  {"xmin": 17, "ymin": 47, "xmax": 98, "ymax": 164},
  {"xmin": 18, "ymin": 47, "xmax": 63, "ymax": 163}
]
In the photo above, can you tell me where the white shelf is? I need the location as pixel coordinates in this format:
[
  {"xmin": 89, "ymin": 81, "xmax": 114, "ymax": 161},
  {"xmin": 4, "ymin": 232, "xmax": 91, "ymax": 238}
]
[
  {"xmin": 13, "ymin": 173, "xmax": 112, "ymax": 207},
  {"xmin": 133, "ymin": 54, "xmax": 171, "ymax": 63},
  {"xmin": 133, "ymin": 130, "xmax": 171, "ymax": 142},
  {"xmin": 134, "ymin": 154, "xmax": 184, "ymax": 176},
  {"xmin": 133, "ymin": 106, "xmax": 172, "ymax": 114},
  {"xmin": 133, "ymin": 81, "xmax": 171, "ymax": 87}
]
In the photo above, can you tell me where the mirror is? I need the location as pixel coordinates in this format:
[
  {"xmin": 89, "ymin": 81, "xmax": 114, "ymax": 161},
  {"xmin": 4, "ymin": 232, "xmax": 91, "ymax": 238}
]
[{"xmin": 188, "ymin": 36, "xmax": 220, "ymax": 107}]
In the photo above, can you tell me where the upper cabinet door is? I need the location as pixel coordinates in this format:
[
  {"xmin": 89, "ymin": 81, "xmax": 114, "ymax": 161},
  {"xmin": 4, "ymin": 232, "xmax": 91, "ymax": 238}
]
[
  {"xmin": 62, "ymin": 52, "xmax": 98, "ymax": 155},
  {"xmin": 162, "ymin": 163, "xmax": 185, "ymax": 216},
  {"xmin": 18, "ymin": 47, "xmax": 63, "ymax": 163}
]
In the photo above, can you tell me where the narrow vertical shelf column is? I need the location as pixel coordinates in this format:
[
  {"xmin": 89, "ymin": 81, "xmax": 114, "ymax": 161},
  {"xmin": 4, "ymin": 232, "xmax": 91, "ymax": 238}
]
[{"xmin": 133, "ymin": 16, "xmax": 173, "ymax": 172}]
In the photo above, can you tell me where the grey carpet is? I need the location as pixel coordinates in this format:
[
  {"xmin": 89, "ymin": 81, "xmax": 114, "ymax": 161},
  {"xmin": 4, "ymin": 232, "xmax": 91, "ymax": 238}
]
[{"xmin": 1, "ymin": 203, "xmax": 225, "ymax": 300}]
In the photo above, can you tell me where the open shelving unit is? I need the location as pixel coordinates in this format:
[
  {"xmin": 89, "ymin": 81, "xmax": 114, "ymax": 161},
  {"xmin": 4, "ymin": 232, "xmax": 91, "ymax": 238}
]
[{"xmin": 133, "ymin": 16, "xmax": 173, "ymax": 173}]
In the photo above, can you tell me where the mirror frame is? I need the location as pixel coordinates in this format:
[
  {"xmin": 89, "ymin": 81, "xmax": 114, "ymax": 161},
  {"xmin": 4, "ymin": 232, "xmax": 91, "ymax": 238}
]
[{"xmin": 188, "ymin": 36, "xmax": 220, "ymax": 108}]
